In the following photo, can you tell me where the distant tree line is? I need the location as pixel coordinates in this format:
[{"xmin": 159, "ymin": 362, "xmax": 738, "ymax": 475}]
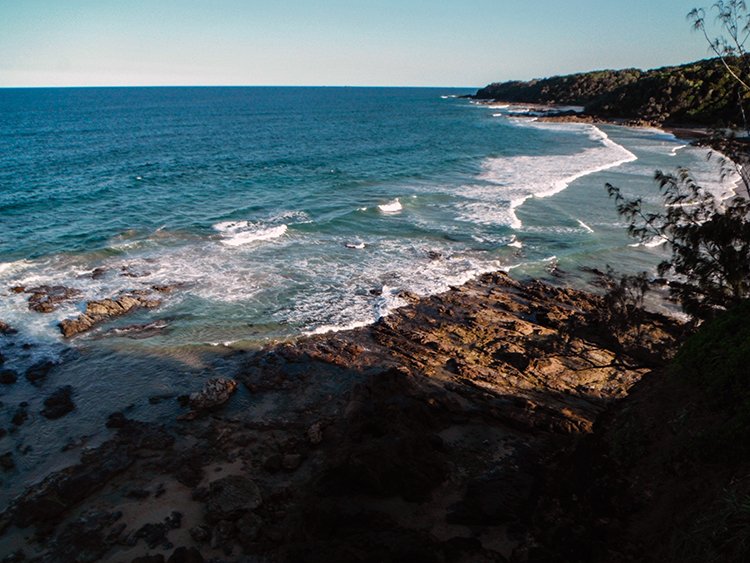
[{"xmin": 474, "ymin": 57, "xmax": 750, "ymax": 127}]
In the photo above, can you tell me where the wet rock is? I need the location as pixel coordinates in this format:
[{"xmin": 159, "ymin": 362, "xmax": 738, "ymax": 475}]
[
  {"xmin": 0, "ymin": 452, "xmax": 15, "ymax": 472},
  {"xmin": 25, "ymin": 360, "xmax": 55, "ymax": 385},
  {"xmin": 206, "ymin": 475, "xmax": 262, "ymax": 522},
  {"xmin": 90, "ymin": 267, "xmax": 107, "ymax": 280},
  {"xmin": 25, "ymin": 285, "xmax": 82, "ymax": 313},
  {"xmin": 59, "ymin": 293, "xmax": 161, "ymax": 338},
  {"xmin": 0, "ymin": 369, "xmax": 17, "ymax": 384},
  {"xmin": 41, "ymin": 385, "xmax": 75, "ymax": 419},
  {"xmin": 181, "ymin": 378, "xmax": 238, "ymax": 418},
  {"xmin": 10, "ymin": 439, "xmax": 133, "ymax": 528},
  {"xmin": 0, "ymin": 321, "xmax": 18, "ymax": 336},
  {"xmin": 167, "ymin": 547, "xmax": 204, "ymax": 563}
]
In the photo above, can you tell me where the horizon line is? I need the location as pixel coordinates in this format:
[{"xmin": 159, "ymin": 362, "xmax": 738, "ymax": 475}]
[{"xmin": 0, "ymin": 84, "xmax": 478, "ymax": 90}]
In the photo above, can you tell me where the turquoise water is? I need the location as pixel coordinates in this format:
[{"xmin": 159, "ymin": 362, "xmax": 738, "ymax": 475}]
[{"xmin": 0, "ymin": 88, "xmax": 737, "ymax": 499}]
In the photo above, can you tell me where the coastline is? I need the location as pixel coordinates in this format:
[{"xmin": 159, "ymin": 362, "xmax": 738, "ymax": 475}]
[{"xmin": 0, "ymin": 271, "xmax": 683, "ymax": 561}]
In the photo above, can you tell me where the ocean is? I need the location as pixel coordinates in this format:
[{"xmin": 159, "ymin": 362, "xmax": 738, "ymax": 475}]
[{"xmin": 0, "ymin": 87, "xmax": 738, "ymax": 499}]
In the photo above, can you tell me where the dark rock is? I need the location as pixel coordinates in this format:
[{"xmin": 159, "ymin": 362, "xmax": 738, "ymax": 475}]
[
  {"xmin": 106, "ymin": 411, "xmax": 128, "ymax": 428},
  {"xmin": 25, "ymin": 285, "xmax": 82, "ymax": 313},
  {"xmin": 1, "ymin": 550, "xmax": 25, "ymax": 563},
  {"xmin": 0, "ymin": 452, "xmax": 15, "ymax": 471},
  {"xmin": 0, "ymin": 369, "xmax": 17, "ymax": 384},
  {"xmin": 11, "ymin": 405, "xmax": 28, "ymax": 426},
  {"xmin": 206, "ymin": 475, "xmax": 262, "ymax": 522},
  {"xmin": 135, "ymin": 511, "xmax": 182, "ymax": 549},
  {"xmin": 41, "ymin": 385, "xmax": 75, "ymax": 419},
  {"xmin": 0, "ymin": 320, "xmax": 18, "ymax": 335},
  {"xmin": 447, "ymin": 469, "xmax": 535, "ymax": 525},
  {"xmin": 45, "ymin": 510, "xmax": 123, "ymax": 562},
  {"xmin": 307, "ymin": 422, "xmax": 323, "ymax": 445},
  {"xmin": 11, "ymin": 439, "xmax": 133, "ymax": 528},
  {"xmin": 25, "ymin": 360, "xmax": 55, "ymax": 385},
  {"xmin": 167, "ymin": 546, "xmax": 204, "ymax": 563},
  {"xmin": 282, "ymin": 453, "xmax": 303, "ymax": 471},
  {"xmin": 187, "ymin": 378, "xmax": 238, "ymax": 413},
  {"xmin": 91, "ymin": 267, "xmax": 107, "ymax": 280},
  {"xmin": 236, "ymin": 512, "xmax": 263, "ymax": 546},
  {"xmin": 263, "ymin": 454, "xmax": 283, "ymax": 473},
  {"xmin": 59, "ymin": 293, "xmax": 161, "ymax": 338},
  {"xmin": 189, "ymin": 525, "xmax": 211, "ymax": 543}
]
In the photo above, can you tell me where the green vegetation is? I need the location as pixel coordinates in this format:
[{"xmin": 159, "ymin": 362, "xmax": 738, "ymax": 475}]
[
  {"xmin": 475, "ymin": 57, "xmax": 750, "ymax": 126},
  {"xmin": 671, "ymin": 299, "xmax": 750, "ymax": 462}
]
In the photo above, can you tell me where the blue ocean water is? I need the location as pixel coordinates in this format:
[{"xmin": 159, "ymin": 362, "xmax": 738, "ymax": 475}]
[{"xmin": 0, "ymin": 87, "xmax": 738, "ymax": 497}]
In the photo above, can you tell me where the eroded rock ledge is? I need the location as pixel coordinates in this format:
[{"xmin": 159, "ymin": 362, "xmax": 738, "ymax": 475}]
[{"xmin": 1, "ymin": 272, "xmax": 683, "ymax": 562}]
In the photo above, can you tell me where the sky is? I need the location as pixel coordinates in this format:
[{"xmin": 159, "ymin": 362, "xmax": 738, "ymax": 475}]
[{"xmin": 0, "ymin": 0, "xmax": 722, "ymax": 87}]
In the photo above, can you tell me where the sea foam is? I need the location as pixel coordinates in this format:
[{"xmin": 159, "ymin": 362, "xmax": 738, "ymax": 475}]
[{"xmin": 457, "ymin": 124, "xmax": 637, "ymax": 228}]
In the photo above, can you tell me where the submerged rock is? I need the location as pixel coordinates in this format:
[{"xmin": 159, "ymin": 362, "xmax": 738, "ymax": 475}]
[
  {"xmin": 0, "ymin": 369, "xmax": 18, "ymax": 384},
  {"xmin": 59, "ymin": 293, "xmax": 161, "ymax": 337},
  {"xmin": 0, "ymin": 320, "xmax": 17, "ymax": 335},
  {"xmin": 41, "ymin": 386, "xmax": 75, "ymax": 419},
  {"xmin": 25, "ymin": 360, "xmax": 56, "ymax": 385}
]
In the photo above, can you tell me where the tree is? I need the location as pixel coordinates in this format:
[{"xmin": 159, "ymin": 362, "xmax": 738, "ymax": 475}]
[
  {"xmin": 689, "ymin": 1, "xmax": 750, "ymax": 131},
  {"xmin": 607, "ymin": 169, "xmax": 750, "ymax": 320}
]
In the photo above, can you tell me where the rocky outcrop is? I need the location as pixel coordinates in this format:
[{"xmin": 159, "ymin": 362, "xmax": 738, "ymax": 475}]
[
  {"xmin": 24, "ymin": 285, "xmax": 82, "ymax": 313},
  {"xmin": 179, "ymin": 377, "xmax": 239, "ymax": 419},
  {"xmin": 59, "ymin": 294, "xmax": 161, "ymax": 337},
  {"xmin": 3, "ymin": 272, "xmax": 683, "ymax": 562}
]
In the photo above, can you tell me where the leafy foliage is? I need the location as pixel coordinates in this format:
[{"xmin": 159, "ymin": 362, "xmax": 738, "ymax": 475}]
[{"xmin": 607, "ymin": 169, "xmax": 750, "ymax": 319}]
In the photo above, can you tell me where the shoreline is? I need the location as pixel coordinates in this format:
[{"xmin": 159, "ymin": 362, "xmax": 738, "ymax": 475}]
[{"xmin": 0, "ymin": 271, "xmax": 683, "ymax": 561}]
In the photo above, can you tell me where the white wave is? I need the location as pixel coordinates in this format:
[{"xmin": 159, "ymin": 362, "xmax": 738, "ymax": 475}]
[
  {"xmin": 345, "ymin": 242, "xmax": 366, "ymax": 249},
  {"xmin": 214, "ymin": 221, "xmax": 288, "ymax": 246},
  {"xmin": 576, "ymin": 219, "xmax": 594, "ymax": 233},
  {"xmin": 457, "ymin": 124, "xmax": 637, "ymax": 228},
  {"xmin": 378, "ymin": 198, "xmax": 403, "ymax": 214},
  {"xmin": 629, "ymin": 236, "xmax": 668, "ymax": 248},
  {"xmin": 507, "ymin": 235, "xmax": 523, "ymax": 248},
  {"xmin": 670, "ymin": 144, "xmax": 688, "ymax": 156}
]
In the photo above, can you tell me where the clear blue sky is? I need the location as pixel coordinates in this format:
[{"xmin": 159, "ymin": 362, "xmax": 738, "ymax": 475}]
[{"xmin": 0, "ymin": 0, "xmax": 720, "ymax": 87}]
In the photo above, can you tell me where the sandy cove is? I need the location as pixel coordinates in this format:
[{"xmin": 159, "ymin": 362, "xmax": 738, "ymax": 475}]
[{"xmin": 0, "ymin": 271, "xmax": 682, "ymax": 562}]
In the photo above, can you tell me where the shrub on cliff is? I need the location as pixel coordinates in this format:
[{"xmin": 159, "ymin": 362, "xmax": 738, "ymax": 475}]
[
  {"xmin": 671, "ymin": 299, "xmax": 750, "ymax": 461},
  {"xmin": 607, "ymin": 167, "xmax": 750, "ymax": 320}
]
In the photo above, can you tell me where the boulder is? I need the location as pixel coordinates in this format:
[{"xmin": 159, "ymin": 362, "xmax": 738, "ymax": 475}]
[{"xmin": 187, "ymin": 377, "xmax": 238, "ymax": 412}]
